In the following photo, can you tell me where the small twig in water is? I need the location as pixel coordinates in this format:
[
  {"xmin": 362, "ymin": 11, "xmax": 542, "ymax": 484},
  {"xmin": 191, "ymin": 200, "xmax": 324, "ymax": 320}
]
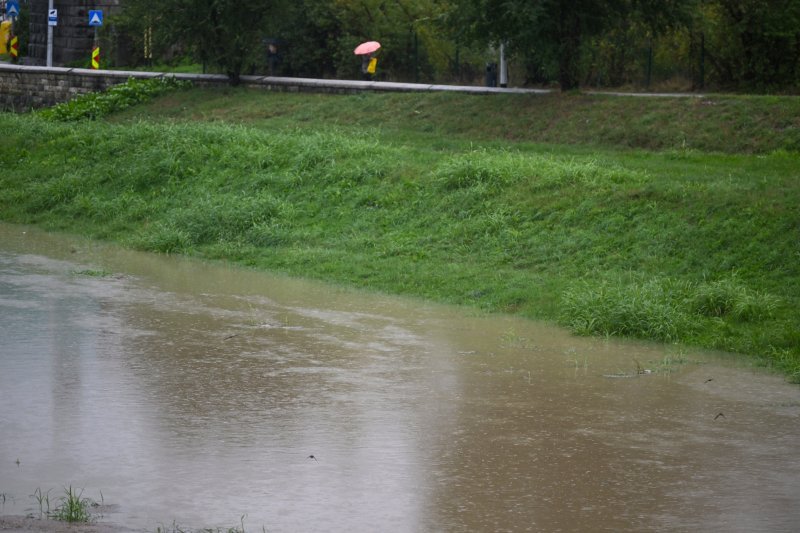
[
  {"xmin": 307, "ymin": 455, "xmax": 318, "ymax": 462},
  {"xmin": 714, "ymin": 412, "xmax": 725, "ymax": 420}
]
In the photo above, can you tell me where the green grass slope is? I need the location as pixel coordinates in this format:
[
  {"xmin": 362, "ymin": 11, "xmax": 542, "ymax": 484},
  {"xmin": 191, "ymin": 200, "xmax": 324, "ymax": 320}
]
[
  {"xmin": 2, "ymin": 87, "xmax": 799, "ymax": 380},
  {"xmin": 114, "ymin": 89, "xmax": 800, "ymax": 154}
]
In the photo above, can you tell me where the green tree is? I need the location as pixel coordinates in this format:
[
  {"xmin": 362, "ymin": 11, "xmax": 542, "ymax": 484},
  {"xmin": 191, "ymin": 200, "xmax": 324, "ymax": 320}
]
[
  {"xmin": 268, "ymin": 0, "xmax": 453, "ymax": 81},
  {"xmin": 174, "ymin": 0, "xmax": 282, "ymax": 84},
  {"xmin": 448, "ymin": 0, "xmax": 699, "ymax": 90},
  {"xmin": 449, "ymin": 0, "xmax": 629, "ymax": 90},
  {"xmin": 701, "ymin": 0, "xmax": 800, "ymax": 90},
  {"xmin": 113, "ymin": 0, "xmax": 455, "ymax": 82},
  {"xmin": 583, "ymin": 0, "xmax": 694, "ymax": 87},
  {"xmin": 116, "ymin": 0, "xmax": 288, "ymax": 84}
]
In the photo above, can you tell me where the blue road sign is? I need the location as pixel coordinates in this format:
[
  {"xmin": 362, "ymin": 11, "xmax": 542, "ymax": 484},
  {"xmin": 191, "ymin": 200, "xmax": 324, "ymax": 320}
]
[
  {"xmin": 88, "ymin": 10, "xmax": 103, "ymax": 27},
  {"xmin": 6, "ymin": 1, "xmax": 20, "ymax": 17},
  {"xmin": 48, "ymin": 8, "xmax": 58, "ymax": 26}
]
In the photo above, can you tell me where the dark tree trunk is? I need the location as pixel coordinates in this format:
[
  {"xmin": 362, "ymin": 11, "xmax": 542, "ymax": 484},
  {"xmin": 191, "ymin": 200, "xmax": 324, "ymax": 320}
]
[{"xmin": 558, "ymin": 5, "xmax": 582, "ymax": 91}]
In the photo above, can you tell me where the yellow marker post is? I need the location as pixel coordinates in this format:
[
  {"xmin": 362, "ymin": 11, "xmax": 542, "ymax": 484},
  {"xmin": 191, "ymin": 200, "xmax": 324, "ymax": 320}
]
[
  {"xmin": 0, "ymin": 20, "xmax": 10, "ymax": 55},
  {"xmin": 10, "ymin": 36, "xmax": 18, "ymax": 58},
  {"xmin": 88, "ymin": 11, "xmax": 103, "ymax": 69}
]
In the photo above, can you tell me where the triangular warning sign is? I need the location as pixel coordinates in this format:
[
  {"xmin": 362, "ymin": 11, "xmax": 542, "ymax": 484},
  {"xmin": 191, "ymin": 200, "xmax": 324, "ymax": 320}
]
[{"xmin": 89, "ymin": 12, "xmax": 102, "ymax": 25}]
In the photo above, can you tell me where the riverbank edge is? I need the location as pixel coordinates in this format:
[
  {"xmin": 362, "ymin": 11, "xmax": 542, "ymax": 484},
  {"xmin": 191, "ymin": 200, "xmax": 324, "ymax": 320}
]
[{"xmin": 3, "ymin": 87, "xmax": 796, "ymax": 380}]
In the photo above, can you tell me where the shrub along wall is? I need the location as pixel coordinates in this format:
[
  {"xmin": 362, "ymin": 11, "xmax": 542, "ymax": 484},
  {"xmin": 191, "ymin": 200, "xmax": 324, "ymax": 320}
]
[{"xmin": 0, "ymin": 65, "xmax": 163, "ymax": 110}]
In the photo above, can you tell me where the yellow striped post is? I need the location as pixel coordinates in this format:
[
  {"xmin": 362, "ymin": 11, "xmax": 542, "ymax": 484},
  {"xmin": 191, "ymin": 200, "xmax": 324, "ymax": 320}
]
[{"xmin": 91, "ymin": 46, "xmax": 100, "ymax": 69}]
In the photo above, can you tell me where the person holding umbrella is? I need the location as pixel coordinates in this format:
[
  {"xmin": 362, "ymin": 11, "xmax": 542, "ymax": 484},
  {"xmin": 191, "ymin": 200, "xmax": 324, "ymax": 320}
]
[{"xmin": 354, "ymin": 41, "xmax": 381, "ymax": 80}]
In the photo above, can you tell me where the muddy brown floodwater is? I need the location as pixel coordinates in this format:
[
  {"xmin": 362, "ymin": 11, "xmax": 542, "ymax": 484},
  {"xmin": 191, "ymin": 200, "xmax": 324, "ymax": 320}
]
[{"xmin": 1, "ymin": 222, "xmax": 799, "ymax": 533}]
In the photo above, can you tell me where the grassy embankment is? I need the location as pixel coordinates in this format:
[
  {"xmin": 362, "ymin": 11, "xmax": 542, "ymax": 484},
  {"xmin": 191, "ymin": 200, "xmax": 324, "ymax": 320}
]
[{"xmin": 1, "ymin": 86, "xmax": 799, "ymax": 380}]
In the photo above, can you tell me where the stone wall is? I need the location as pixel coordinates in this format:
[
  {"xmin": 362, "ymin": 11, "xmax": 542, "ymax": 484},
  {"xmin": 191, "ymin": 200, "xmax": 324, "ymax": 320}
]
[
  {"xmin": 0, "ymin": 64, "xmax": 155, "ymax": 109},
  {"xmin": 0, "ymin": 63, "xmax": 537, "ymax": 111}
]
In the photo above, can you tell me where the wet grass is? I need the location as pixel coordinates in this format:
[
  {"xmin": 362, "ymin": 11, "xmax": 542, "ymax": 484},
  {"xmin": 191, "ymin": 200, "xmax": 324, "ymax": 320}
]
[
  {"xmin": 113, "ymin": 89, "xmax": 800, "ymax": 154},
  {"xmin": 157, "ymin": 515, "xmax": 254, "ymax": 533},
  {"xmin": 647, "ymin": 353, "xmax": 705, "ymax": 375},
  {"xmin": 72, "ymin": 268, "xmax": 114, "ymax": 277},
  {"xmin": 32, "ymin": 488, "xmax": 51, "ymax": 519},
  {"xmin": 1, "ymin": 88, "xmax": 799, "ymax": 381},
  {"xmin": 50, "ymin": 486, "xmax": 95, "ymax": 523},
  {"xmin": 31, "ymin": 486, "xmax": 96, "ymax": 522}
]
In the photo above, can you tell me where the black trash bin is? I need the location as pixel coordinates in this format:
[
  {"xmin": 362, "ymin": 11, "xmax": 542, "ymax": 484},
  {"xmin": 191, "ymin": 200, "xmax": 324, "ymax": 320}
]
[{"xmin": 485, "ymin": 62, "xmax": 498, "ymax": 87}]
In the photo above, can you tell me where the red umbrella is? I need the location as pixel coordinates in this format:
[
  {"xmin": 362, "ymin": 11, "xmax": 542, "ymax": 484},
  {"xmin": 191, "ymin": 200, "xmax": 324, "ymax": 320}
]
[{"xmin": 354, "ymin": 41, "xmax": 381, "ymax": 55}]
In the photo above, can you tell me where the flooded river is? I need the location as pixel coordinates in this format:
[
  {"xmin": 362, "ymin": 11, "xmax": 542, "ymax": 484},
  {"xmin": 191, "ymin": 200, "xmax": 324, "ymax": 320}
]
[{"xmin": 1, "ymin": 223, "xmax": 799, "ymax": 532}]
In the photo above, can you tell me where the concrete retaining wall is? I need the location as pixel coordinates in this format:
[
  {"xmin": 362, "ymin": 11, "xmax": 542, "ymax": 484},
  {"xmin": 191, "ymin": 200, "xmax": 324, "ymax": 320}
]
[{"xmin": 0, "ymin": 63, "xmax": 546, "ymax": 111}]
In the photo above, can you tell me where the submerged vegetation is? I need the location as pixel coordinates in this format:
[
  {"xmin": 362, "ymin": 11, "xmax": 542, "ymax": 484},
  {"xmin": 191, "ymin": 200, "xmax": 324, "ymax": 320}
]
[
  {"xmin": 157, "ymin": 515, "xmax": 249, "ymax": 533},
  {"xmin": 32, "ymin": 486, "xmax": 95, "ymax": 523},
  {"xmin": 50, "ymin": 486, "xmax": 95, "ymax": 523},
  {"xmin": 1, "ymin": 88, "xmax": 798, "ymax": 381}
]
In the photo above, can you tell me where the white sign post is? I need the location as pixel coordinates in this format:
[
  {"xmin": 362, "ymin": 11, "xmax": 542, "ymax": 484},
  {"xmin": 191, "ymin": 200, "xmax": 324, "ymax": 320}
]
[{"xmin": 46, "ymin": 3, "xmax": 56, "ymax": 66}]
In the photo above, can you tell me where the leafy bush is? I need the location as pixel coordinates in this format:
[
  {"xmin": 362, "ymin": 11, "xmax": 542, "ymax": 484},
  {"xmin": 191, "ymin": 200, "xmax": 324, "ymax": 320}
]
[
  {"xmin": 692, "ymin": 276, "xmax": 780, "ymax": 321},
  {"xmin": 37, "ymin": 77, "xmax": 191, "ymax": 122}
]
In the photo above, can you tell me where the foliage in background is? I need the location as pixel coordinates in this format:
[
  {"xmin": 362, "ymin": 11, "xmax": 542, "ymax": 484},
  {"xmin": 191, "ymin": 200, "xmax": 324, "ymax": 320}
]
[
  {"xmin": 35, "ymin": 77, "xmax": 191, "ymax": 121},
  {"xmin": 699, "ymin": 0, "xmax": 800, "ymax": 91},
  {"xmin": 447, "ymin": 0, "xmax": 632, "ymax": 90},
  {"xmin": 112, "ymin": 0, "xmax": 473, "ymax": 83},
  {"xmin": 98, "ymin": 0, "xmax": 800, "ymax": 91},
  {"xmin": 112, "ymin": 0, "xmax": 280, "ymax": 84},
  {"xmin": 582, "ymin": 0, "xmax": 695, "ymax": 88}
]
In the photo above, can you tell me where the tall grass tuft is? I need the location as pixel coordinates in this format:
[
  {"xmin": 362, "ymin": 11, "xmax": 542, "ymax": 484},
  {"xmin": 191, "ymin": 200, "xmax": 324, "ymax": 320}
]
[
  {"xmin": 434, "ymin": 150, "xmax": 523, "ymax": 191},
  {"xmin": 559, "ymin": 275, "xmax": 695, "ymax": 342},
  {"xmin": 560, "ymin": 274, "xmax": 783, "ymax": 349},
  {"xmin": 692, "ymin": 275, "xmax": 780, "ymax": 321},
  {"xmin": 33, "ymin": 488, "xmax": 51, "ymax": 519},
  {"xmin": 50, "ymin": 486, "xmax": 94, "ymax": 523}
]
